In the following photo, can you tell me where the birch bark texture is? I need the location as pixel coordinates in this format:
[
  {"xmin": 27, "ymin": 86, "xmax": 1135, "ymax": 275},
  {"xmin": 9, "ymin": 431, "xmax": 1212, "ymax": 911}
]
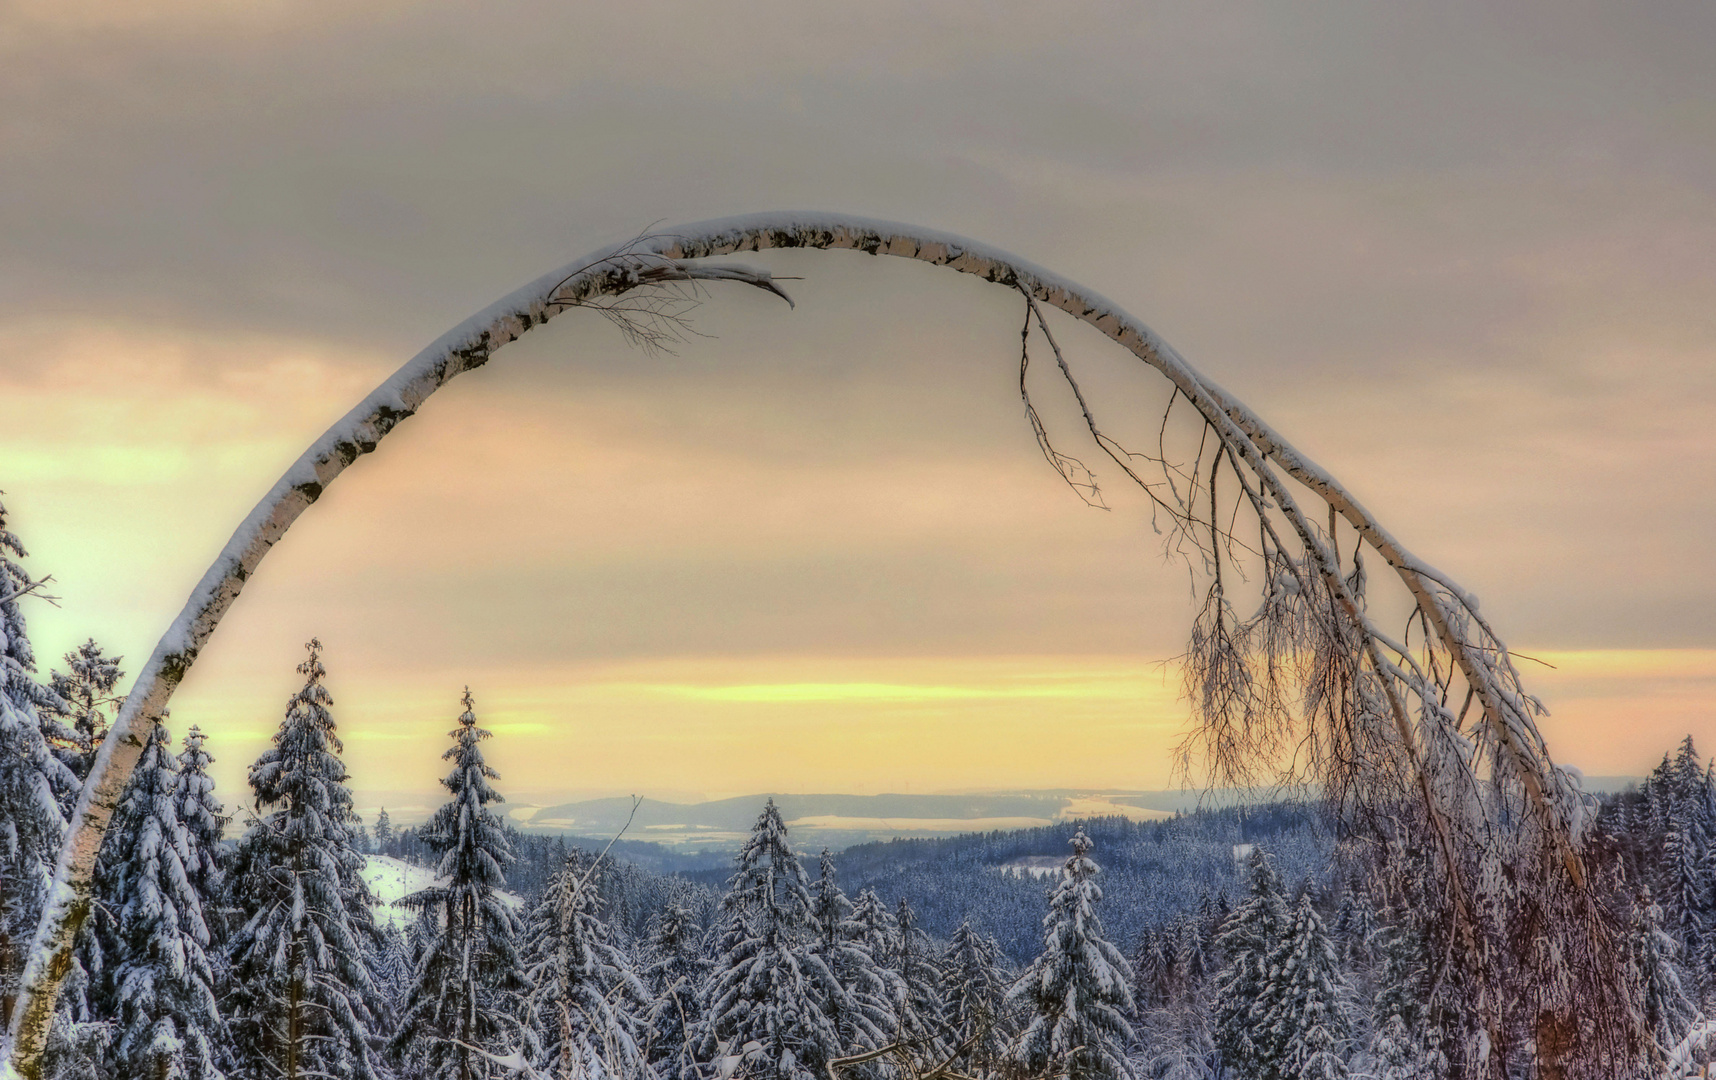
[{"xmin": 2, "ymin": 213, "xmax": 1627, "ymax": 1078}]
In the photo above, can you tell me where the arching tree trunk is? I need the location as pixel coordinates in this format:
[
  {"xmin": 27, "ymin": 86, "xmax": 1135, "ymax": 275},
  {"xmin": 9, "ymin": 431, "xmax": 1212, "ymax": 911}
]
[{"xmin": 1, "ymin": 214, "xmax": 1635, "ymax": 1078}]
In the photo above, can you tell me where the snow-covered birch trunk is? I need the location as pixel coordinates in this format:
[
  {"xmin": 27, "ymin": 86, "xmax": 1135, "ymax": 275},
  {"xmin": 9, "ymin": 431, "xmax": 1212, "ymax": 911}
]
[{"xmin": 2, "ymin": 213, "xmax": 1632, "ymax": 1077}]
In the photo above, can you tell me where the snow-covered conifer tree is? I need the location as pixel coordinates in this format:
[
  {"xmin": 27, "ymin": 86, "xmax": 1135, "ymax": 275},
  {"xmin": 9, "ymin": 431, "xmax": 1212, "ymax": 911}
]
[
  {"xmin": 1255, "ymin": 893, "xmax": 1351, "ymax": 1080},
  {"xmin": 1629, "ymin": 886, "xmax": 1699, "ymax": 1072},
  {"xmin": 0, "ymin": 495, "xmax": 76, "ymax": 1027},
  {"xmin": 1363, "ymin": 924, "xmax": 1443, "ymax": 1080},
  {"xmin": 1006, "ymin": 830, "xmax": 1134, "ymax": 1080},
  {"xmin": 643, "ymin": 900, "xmax": 711, "ymax": 1080},
  {"xmin": 224, "ymin": 639, "xmax": 385, "ymax": 1080},
  {"xmin": 806, "ymin": 852, "xmax": 893, "ymax": 1072},
  {"xmin": 371, "ymin": 923, "xmax": 416, "ymax": 1015},
  {"xmin": 698, "ymin": 800, "xmax": 844, "ymax": 1080},
  {"xmin": 94, "ymin": 721, "xmax": 224, "ymax": 1080},
  {"xmin": 46, "ymin": 639, "xmax": 122, "ymax": 793},
  {"xmin": 1133, "ymin": 927, "xmax": 1170, "ymax": 1012},
  {"xmin": 1135, "ymin": 916, "xmax": 1219, "ymax": 1080},
  {"xmin": 940, "ymin": 919, "xmax": 1008, "ymax": 1075},
  {"xmin": 1212, "ymin": 848, "xmax": 1290, "ymax": 1077},
  {"xmin": 375, "ymin": 808, "xmax": 394, "ymax": 856},
  {"xmin": 523, "ymin": 849, "xmax": 651, "ymax": 1080},
  {"xmin": 849, "ymin": 887, "xmax": 897, "ymax": 963},
  {"xmin": 1661, "ymin": 739, "xmax": 1714, "ymax": 988},
  {"xmin": 392, "ymin": 687, "xmax": 529, "ymax": 1079},
  {"xmin": 39, "ymin": 650, "xmax": 124, "ymax": 1080},
  {"xmin": 891, "ymin": 897, "xmax": 947, "ymax": 1054},
  {"xmin": 173, "ymin": 724, "xmax": 228, "ymax": 948}
]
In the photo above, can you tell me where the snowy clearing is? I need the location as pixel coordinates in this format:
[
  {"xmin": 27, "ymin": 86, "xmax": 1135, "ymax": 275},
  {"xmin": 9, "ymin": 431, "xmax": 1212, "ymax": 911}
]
[{"xmin": 362, "ymin": 854, "xmax": 521, "ymax": 929}]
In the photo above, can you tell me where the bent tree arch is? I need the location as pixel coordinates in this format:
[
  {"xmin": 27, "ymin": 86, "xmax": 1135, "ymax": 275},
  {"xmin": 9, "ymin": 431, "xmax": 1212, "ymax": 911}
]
[{"xmin": 6, "ymin": 214, "xmax": 1635, "ymax": 1078}]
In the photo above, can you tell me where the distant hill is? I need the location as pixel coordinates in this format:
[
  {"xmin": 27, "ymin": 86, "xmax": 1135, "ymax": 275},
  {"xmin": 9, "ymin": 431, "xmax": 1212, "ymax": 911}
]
[
  {"xmin": 500, "ymin": 775, "xmax": 1645, "ymax": 852},
  {"xmin": 508, "ymin": 789, "xmax": 1273, "ymax": 850}
]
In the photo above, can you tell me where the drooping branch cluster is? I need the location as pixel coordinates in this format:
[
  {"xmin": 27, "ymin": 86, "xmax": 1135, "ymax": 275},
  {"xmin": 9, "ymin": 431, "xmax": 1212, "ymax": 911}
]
[{"xmin": 1011, "ymin": 289, "xmax": 1634, "ymax": 1077}]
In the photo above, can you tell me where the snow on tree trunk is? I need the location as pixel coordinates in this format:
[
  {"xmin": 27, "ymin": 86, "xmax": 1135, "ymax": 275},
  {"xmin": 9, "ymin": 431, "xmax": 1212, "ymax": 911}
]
[
  {"xmin": 391, "ymin": 688, "xmax": 528, "ymax": 1079},
  {"xmin": 7, "ymin": 213, "xmax": 1627, "ymax": 1077},
  {"xmin": 1007, "ymin": 830, "xmax": 1134, "ymax": 1080},
  {"xmin": 222, "ymin": 639, "xmax": 385, "ymax": 1080}
]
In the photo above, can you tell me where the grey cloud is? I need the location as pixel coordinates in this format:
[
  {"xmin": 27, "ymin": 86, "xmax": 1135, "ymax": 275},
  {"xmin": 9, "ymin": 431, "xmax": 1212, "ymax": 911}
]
[{"xmin": 4, "ymin": 0, "xmax": 1714, "ymax": 654}]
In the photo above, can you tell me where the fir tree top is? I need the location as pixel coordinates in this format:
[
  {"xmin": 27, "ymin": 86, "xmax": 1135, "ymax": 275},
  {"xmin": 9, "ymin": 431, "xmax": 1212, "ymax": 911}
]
[
  {"xmin": 424, "ymin": 686, "xmax": 511, "ymax": 889},
  {"xmin": 174, "ymin": 723, "xmax": 228, "ymax": 904},
  {"xmin": 811, "ymin": 848, "xmax": 854, "ymax": 949},
  {"xmin": 48, "ymin": 638, "xmax": 123, "ymax": 771},
  {"xmin": 249, "ymin": 638, "xmax": 352, "ymax": 819},
  {"xmin": 728, "ymin": 797, "xmax": 810, "ymax": 929}
]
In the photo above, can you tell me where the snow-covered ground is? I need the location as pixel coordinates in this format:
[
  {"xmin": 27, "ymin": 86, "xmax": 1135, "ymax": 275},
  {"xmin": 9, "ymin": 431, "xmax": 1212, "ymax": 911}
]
[{"xmin": 361, "ymin": 855, "xmax": 522, "ymax": 930}]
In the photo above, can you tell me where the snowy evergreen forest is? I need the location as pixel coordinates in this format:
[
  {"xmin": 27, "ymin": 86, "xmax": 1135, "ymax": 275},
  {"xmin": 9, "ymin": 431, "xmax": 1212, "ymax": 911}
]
[{"xmin": 6, "ymin": 497, "xmax": 1716, "ymax": 1080}]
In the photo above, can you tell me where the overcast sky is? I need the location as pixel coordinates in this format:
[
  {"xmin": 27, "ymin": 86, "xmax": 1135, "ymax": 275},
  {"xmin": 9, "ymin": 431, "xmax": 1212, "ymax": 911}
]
[{"xmin": 3, "ymin": 0, "xmax": 1712, "ymax": 808}]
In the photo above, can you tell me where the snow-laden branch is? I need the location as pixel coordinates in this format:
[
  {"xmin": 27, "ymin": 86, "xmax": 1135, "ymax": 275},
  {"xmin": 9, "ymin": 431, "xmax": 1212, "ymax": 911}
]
[{"xmin": 3, "ymin": 212, "xmax": 1622, "ymax": 1077}]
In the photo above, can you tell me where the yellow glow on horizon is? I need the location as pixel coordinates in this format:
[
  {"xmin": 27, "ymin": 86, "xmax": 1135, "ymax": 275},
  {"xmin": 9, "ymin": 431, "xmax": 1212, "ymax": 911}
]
[
  {"xmin": 654, "ymin": 678, "xmax": 1144, "ymax": 704},
  {"xmin": 160, "ymin": 647, "xmax": 1716, "ymax": 810}
]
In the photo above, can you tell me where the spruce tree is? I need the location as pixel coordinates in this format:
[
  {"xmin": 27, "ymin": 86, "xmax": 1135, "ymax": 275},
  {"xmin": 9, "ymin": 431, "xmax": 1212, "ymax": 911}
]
[
  {"xmin": 41, "ymin": 649, "xmax": 124, "ymax": 1080},
  {"xmin": 846, "ymin": 886, "xmax": 910, "ymax": 1059},
  {"xmin": 0, "ymin": 494, "xmax": 75, "ymax": 1028},
  {"xmin": 642, "ymin": 901, "xmax": 711, "ymax": 1080},
  {"xmin": 392, "ymin": 688, "xmax": 528, "ymax": 1079},
  {"xmin": 940, "ymin": 919, "xmax": 1009, "ymax": 1074},
  {"xmin": 46, "ymin": 639, "xmax": 122, "ymax": 792},
  {"xmin": 849, "ymin": 887, "xmax": 897, "ymax": 964},
  {"xmin": 1132, "ymin": 926, "xmax": 1170, "ymax": 1012},
  {"xmin": 375, "ymin": 808, "xmax": 394, "ymax": 856},
  {"xmin": 892, "ymin": 897, "xmax": 947, "ymax": 1054},
  {"xmin": 1661, "ymin": 737, "xmax": 1714, "ymax": 974},
  {"xmin": 224, "ymin": 639, "xmax": 385, "ymax": 1080},
  {"xmin": 698, "ymin": 800, "xmax": 844, "ymax": 1080},
  {"xmin": 523, "ymin": 850, "xmax": 651, "ymax": 1080},
  {"xmin": 1006, "ymin": 829, "xmax": 1135, "ymax": 1080},
  {"xmin": 95, "ymin": 721, "xmax": 224, "ymax": 1080},
  {"xmin": 1213, "ymin": 847, "xmax": 1290, "ymax": 1076},
  {"xmin": 371, "ymin": 923, "xmax": 416, "ymax": 1015},
  {"xmin": 1364, "ymin": 923, "xmax": 1444, "ymax": 1080},
  {"xmin": 1256, "ymin": 894, "xmax": 1350, "ymax": 1080},
  {"xmin": 173, "ymin": 724, "xmax": 229, "ymax": 948},
  {"xmin": 1630, "ymin": 886, "xmax": 1699, "ymax": 1072},
  {"xmin": 806, "ymin": 851, "xmax": 893, "ymax": 1072}
]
